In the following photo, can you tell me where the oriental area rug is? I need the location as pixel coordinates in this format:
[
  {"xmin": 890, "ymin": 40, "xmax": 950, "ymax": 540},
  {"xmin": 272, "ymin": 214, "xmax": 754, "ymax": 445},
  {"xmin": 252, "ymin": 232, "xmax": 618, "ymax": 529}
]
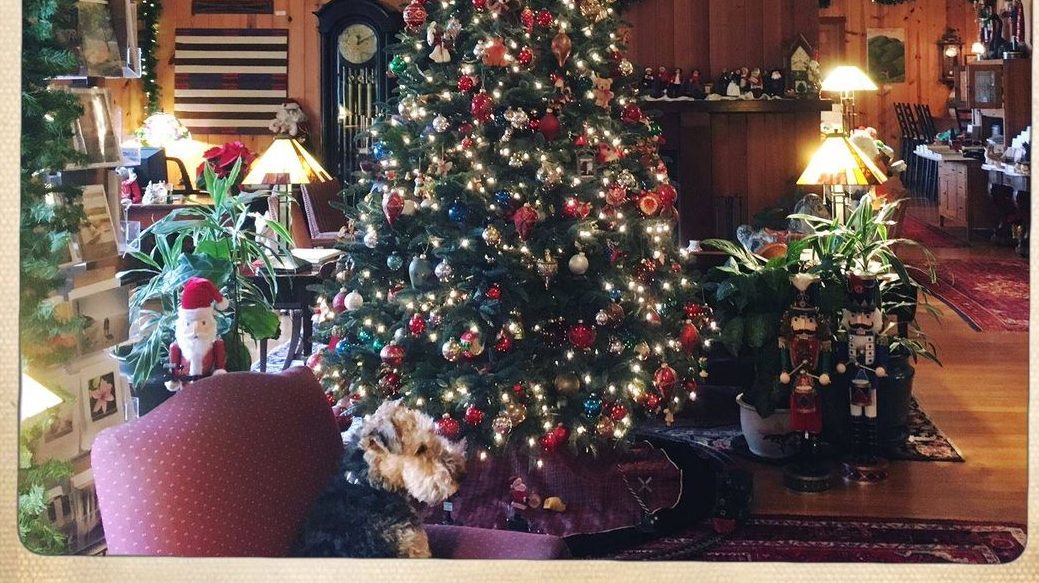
[
  {"xmin": 925, "ymin": 258, "xmax": 1030, "ymax": 332},
  {"xmin": 582, "ymin": 514, "xmax": 1026, "ymax": 563}
]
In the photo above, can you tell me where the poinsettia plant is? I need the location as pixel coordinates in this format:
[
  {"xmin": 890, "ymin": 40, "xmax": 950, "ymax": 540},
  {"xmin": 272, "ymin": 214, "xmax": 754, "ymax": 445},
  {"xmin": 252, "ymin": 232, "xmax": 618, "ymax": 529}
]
[{"xmin": 196, "ymin": 141, "xmax": 256, "ymax": 194}]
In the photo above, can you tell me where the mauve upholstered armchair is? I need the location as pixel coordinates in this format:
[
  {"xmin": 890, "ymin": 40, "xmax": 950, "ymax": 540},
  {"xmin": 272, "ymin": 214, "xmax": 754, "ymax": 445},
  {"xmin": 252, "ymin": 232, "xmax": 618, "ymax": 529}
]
[{"xmin": 92, "ymin": 366, "xmax": 570, "ymax": 559}]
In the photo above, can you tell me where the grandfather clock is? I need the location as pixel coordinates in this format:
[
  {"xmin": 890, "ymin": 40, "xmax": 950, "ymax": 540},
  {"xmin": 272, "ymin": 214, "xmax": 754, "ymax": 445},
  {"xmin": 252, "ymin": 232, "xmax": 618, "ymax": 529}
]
[{"xmin": 317, "ymin": 0, "xmax": 401, "ymax": 181}]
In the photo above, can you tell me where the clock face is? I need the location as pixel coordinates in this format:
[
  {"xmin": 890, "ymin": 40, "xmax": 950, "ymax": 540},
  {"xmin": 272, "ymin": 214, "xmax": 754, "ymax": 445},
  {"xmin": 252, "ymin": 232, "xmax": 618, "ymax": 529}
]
[{"xmin": 338, "ymin": 23, "xmax": 378, "ymax": 65}]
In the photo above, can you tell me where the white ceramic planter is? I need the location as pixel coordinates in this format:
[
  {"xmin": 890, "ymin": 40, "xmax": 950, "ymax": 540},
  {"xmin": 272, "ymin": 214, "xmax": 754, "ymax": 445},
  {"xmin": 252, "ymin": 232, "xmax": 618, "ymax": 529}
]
[{"xmin": 736, "ymin": 393, "xmax": 796, "ymax": 459}]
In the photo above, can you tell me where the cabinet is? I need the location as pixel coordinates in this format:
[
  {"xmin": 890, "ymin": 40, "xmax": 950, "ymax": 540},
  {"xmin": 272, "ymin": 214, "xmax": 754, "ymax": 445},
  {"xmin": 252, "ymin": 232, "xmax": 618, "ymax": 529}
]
[
  {"xmin": 964, "ymin": 59, "xmax": 1032, "ymax": 140},
  {"xmin": 937, "ymin": 158, "xmax": 997, "ymax": 240}
]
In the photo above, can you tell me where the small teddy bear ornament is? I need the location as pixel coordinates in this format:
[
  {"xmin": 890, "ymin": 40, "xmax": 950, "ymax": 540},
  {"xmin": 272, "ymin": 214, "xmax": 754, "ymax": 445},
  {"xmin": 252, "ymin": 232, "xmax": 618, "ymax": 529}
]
[{"xmin": 165, "ymin": 277, "xmax": 230, "ymax": 392}]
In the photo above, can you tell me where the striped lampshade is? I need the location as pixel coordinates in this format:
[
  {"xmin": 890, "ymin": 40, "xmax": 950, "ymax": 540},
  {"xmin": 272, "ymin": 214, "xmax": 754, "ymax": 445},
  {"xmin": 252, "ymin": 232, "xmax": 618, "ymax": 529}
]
[
  {"xmin": 797, "ymin": 133, "xmax": 888, "ymax": 186},
  {"xmin": 242, "ymin": 137, "xmax": 333, "ymax": 185}
]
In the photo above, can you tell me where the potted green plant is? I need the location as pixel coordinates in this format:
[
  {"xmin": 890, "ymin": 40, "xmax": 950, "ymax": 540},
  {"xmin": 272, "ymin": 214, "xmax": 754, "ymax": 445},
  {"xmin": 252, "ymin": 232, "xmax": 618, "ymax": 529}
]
[{"xmin": 115, "ymin": 160, "xmax": 291, "ymax": 408}]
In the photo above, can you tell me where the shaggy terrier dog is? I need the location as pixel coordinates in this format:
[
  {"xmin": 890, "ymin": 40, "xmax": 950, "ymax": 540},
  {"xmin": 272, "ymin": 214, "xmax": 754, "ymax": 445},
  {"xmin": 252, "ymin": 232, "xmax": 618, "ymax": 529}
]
[{"xmin": 293, "ymin": 401, "xmax": 467, "ymax": 558}]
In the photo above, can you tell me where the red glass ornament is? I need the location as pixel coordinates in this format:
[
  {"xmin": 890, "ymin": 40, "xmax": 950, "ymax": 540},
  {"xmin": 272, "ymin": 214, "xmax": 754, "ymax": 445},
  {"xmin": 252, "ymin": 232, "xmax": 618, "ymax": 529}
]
[
  {"xmin": 436, "ymin": 414, "xmax": 461, "ymax": 439},
  {"xmin": 472, "ymin": 0, "xmax": 487, "ymax": 9},
  {"xmin": 535, "ymin": 8, "xmax": 554, "ymax": 27},
  {"xmin": 402, "ymin": 0, "xmax": 428, "ymax": 32},
  {"xmin": 382, "ymin": 190, "xmax": 404, "ymax": 224},
  {"xmin": 638, "ymin": 190, "xmax": 661, "ymax": 216},
  {"xmin": 306, "ymin": 352, "xmax": 323, "ymax": 370},
  {"xmin": 521, "ymin": 7, "xmax": 535, "ymax": 32},
  {"xmin": 471, "ymin": 91, "xmax": 494, "ymax": 123},
  {"xmin": 332, "ymin": 290, "xmax": 348, "ymax": 313},
  {"xmin": 328, "ymin": 333, "xmax": 341, "ymax": 350},
  {"xmin": 567, "ymin": 322, "xmax": 596, "ymax": 350},
  {"xmin": 379, "ymin": 370, "xmax": 402, "ymax": 394},
  {"xmin": 656, "ymin": 183, "xmax": 678, "ymax": 207},
  {"xmin": 457, "ymin": 74, "xmax": 477, "ymax": 92},
  {"xmin": 683, "ymin": 303, "xmax": 704, "ymax": 319},
  {"xmin": 486, "ymin": 284, "xmax": 502, "ymax": 300},
  {"xmin": 684, "ymin": 378, "xmax": 699, "ymax": 397},
  {"xmin": 528, "ymin": 117, "xmax": 541, "ymax": 131},
  {"xmin": 620, "ymin": 102, "xmax": 644, "ymax": 124},
  {"xmin": 408, "ymin": 313, "xmax": 427, "ymax": 335},
  {"xmin": 494, "ymin": 330, "xmax": 513, "ymax": 352},
  {"xmin": 606, "ymin": 185, "xmax": 627, "ymax": 206},
  {"xmin": 464, "ymin": 405, "xmax": 486, "ymax": 425},
  {"xmin": 517, "ymin": 46, "xmax": 534, "ymax": 67},
  {"xmin": 513, "ymin": 204, "xmax": 539, "ymax": 240},
  {"xmin": 644, "ymin": 393, "xmax": 661, "ymax": 411},
  {"xmin": 609, "ymin": 403, "xmax": 628, "ymax": 421},
  {"xmin": 653, "ymin": 364, "xmax": 678, "ymax": 395},
  {"xmin": 574, "ymin": 135, "xmax": 588, "ymax": 146},
  {"xmin": 678, "ymin": 322, "xmax": 700, "ymax": 354},
  {"xmin": 538, "ymin": 110, "xmax": 560, "ymax": 141},
  {"xmin": 325, "ymin": 391, "xmax": 337, "ymax": 407},
  {"xmin": 380, "ymin": 343, "xmax": 406, "ymax": 367},
  {"xmin": 458, "ymin": 122, "xmax": 474, "ymax": 134},
  {"xmin": 552, "ymin": 424, "xmax": 570, "ymax": 442}
]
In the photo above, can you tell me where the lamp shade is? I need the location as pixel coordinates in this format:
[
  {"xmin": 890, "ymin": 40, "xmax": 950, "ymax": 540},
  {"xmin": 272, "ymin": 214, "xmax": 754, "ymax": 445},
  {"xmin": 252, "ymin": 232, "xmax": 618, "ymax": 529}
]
[
  {"xmin": 820, "ymin": 66, "xmax": 879, "ymax": 93},
  {"xmin": 21, "ymin": 373, "xmax": 64, "ymax": 421},
  {"xmin": 135, "ymin": 112, "xmax": 192, "ymax": 148},
  {"xmin": 797, "ymin": 133, "xmax": 888, "ymax": 186},
  {"xmin": 242, "ymin": 137, "xmax": 333, "ymax": 186}
]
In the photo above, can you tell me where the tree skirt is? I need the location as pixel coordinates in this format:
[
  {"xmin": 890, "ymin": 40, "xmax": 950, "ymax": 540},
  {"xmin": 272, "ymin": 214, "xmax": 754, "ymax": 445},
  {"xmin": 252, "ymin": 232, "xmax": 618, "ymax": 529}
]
[
  {"xmin": 925, "ymin": 258, "xmax": 1029, "ymax": 332},
  {"xmin": 581, "ymin": 514, "xmax": 1026, "ymax": 563},
  {"xmin": 637, "ymin": 397, "xmax": 963, "ymax": 463}
]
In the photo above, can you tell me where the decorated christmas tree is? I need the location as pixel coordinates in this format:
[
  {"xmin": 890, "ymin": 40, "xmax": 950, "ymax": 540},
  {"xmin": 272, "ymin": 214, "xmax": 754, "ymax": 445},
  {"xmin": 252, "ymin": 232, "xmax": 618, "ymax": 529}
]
[{"xmin": 313, "ymin": 0, "xmax": 715, "ymax": 457}]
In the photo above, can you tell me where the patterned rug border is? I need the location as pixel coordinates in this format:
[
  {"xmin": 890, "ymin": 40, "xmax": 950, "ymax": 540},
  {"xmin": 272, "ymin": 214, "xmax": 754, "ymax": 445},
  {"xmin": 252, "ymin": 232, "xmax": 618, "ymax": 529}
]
[{"xmin": 924, "ymin": 258, "xmax": 1030, "ymax": 333}]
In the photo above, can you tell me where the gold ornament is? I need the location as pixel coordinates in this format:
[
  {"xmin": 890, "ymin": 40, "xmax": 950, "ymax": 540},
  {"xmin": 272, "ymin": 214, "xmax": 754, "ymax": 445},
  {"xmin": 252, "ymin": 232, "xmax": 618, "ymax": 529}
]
[
  {"xmin": 507, "ymin": 317, "xmax": 525, "ymax": 340},
  {"xmin": 596, "ymin": 416, "xmax": 615, "ymax": 437},
  {"xmin": 595, "ymin": 303, "xmax": 625, "ymax": 327},
  {"xmin": 536, "ymin": 250, "xmax": 559, "ymax": 289},
  {"xmin": 551, "ymin": 31, "xmax": 572, "ymax": 67},
  {"xmin": 580, "ymin": 0, "xmax": 607, "ymax": 23},
  {"xmin": 506, "ymin": 401, "xmax": 527, "ymax": 424},
  {"xmin": 634, "ymin": 341, "xmax": 651, "ymax": 360},
  {"xmin": 492, "ymin": 414, "xmax": 513, "ymax": 435},
  {"xmin": 554, "ymin": 372, "xmax": 581, "ymax": 396},
  {"xmin": 482, "ymin": 225, "xmax": 502, "ymax": 246}
]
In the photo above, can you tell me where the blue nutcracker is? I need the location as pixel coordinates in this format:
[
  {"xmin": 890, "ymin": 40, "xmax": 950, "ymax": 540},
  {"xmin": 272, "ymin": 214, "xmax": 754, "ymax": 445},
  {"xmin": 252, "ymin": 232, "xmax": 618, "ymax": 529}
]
[{"xmin": 835, "ymin": 272, "xmax": 890, "ymax": 482}]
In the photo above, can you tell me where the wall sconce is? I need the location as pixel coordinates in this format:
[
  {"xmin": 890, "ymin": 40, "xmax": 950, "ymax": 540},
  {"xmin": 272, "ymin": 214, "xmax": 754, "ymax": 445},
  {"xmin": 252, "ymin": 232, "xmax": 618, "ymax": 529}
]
[{"xmin": 937, "ymin": 28, "xmax": 963, "ymax": 87}]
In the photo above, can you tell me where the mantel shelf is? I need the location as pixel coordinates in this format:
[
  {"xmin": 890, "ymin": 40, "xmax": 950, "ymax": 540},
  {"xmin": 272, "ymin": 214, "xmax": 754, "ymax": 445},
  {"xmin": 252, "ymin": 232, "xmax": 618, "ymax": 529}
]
[{"xmin": 643, "ymin": 98, "xmax": 833, "ymax": 114}]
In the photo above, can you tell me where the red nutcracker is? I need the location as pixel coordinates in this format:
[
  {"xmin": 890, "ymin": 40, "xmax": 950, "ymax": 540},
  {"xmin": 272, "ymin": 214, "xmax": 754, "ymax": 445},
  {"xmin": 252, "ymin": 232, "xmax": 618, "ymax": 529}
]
[
  {"xmin": 778, "ymin": 273, "xmax": 833, "ymax": 492},
  {"xmin": 165, "ymin": 277, "xmax": 229, "ymax": 392}
]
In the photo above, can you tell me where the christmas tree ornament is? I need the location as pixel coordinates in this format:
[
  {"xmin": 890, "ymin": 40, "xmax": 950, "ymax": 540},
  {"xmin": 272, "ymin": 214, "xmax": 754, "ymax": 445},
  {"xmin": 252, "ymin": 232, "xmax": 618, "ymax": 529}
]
[
  {"xmin": 382, "ymin": 190, "xmax": 405, "ymax": 225},
  {"xmin": 653, "ymin": 364, "xmax": 678, "ymax": 395},
  {"xmin": 550, "ymin": 31, "xmax": 572, "ymax": 67},
  {"xmin": 464, "ymin": 405, "xmax": 486, "ymax": 426},
  {"xmin": 335, "ymin": 338, "xmax": 351, "ymax": 355},
  {"xmin": 656, "ymin": 183, "xmax": 678, "ymax": 207},
  {"xmin": 634, "ymin": 341, "xmax": 650, "ymax": 360},
  {"xmin": 494, "ymin": 330, "xmax": 513, "ymax": 352},
  {"xmin": 617, "ymin": 170, "xmax": 638, "ymax": 190},
  {"xmin": 505, "ymin": 401, "xmax": 527, "ymax": 424},
  {"xmin": 472, "ymin": 0, "xmax": 487, "ymax": 8},
  {"xmin": 434, "ymin": 260, "xmax": 453, "ymax": 280},
  {"xmin": 596, "ymin": 416, "xmax": 615, "ymax": 437},
  {"xmin": 441, "ymin": 338, "xmax": 462, "ymax": 362},
  {"xmin": 568, "ymin": 252, "xmax": 589, "ymax": 275},
  {"xmin": 371, "ymin": 142, "xmax": 388, "ymax": 159},
  {"xmin": 379, "ymin": 370, "xmax": 402, "ymax": 395},
  {"xmin": 537, "ymin": 160, "xmax": 563, "ymax": 185},
  {"xmin": 608, "ymin": 337, "xmax": 624, "ymax": 353},
  {"xmin": 403, "ymin": 0, "xmax": 428, "ymax": 32},
  {"xmin": 554, "ymin": 372, "xmax": 581, "ymax": 395},
  {"xmin": 481, "ymin": 37, "xmax": 508, "ymax": 67},
  {"xmin": 332, "ymin": 288, "xmax": 349, "ymax": 313},
  {"xmin": 482, "ymin": 225, "xmax": 503, "ymax": 246},
  {"xmin": 432, "ymin": 115, "xmax": 450, "ymax": 132},
  {"xmin": 447, "ymin": 201, "xmax": 469, "ymax": 223},
  {"xmin": 583, "ymin": 396, "xmax": 603, "ymax": 417},
  {"xmin": 517, "ymin": 46, "xmax": 534, "ymax": 68},
  {"xmin": 339, "ymin": 290, "xmax": 362, "ymax": 312},
  {"xmin": 618, "ymin": 59, "xmax": 634, "ymax": 76},
  {"xmin": 683, "ymin": 303, "xmax": 705, "ymax": 319},
  {"xmin": 457, "ymin": 74, "xmax": 477, "ymax": 92},
  {"xmin": 678, "ymin": 322, "xmax": 700, "ymax": 354},
  {"xmin": 536, "ymin": 250, "xmax": 559, "ymax": 288},
  {"xmin": 471, "ymin": 91, "xmax": 495, "ymax": 122},
  {"xmin": 436, "ymin": 414, "xmax": 461, "ymax": 440},
  {"xmin": 427, "ymin": 19, "xmax": 461, "ymax": 63},
  {"xmin": 609, "ymin": 403, "xmax": 628, "ymax": 421},
  {"xmin": 486, "ymin": 284, "xmax": 502, "ymax": 300},
  {"xmin": 402, "ymin": 199, "xmax": 417, "ymax": 216},
  {"xmin": 427, "ymin": 312, "xmax": 443, "ymax": 328},
  {"xmin": 493, "ymin": 190, "xmax": 513, "ymax": 209},
  {"xmin": 460, "ymin": 330, "xmax": 484, "ymax": 357},
  {"xmin": 644, "ymin": 393, "xmax": 662, "ymax": 411},
  {"xmin": 539, "ymin": 432, "xmax": 560, "ymax": 451},
  {"xmin": 591, "ymin": 75, "xmax": 615, "ymax": 107},
  {"xmin": 535, "ymin": 8, "xmax": 554, "ymax": 27},
  {"xmin": 408, "ymin": 313, "xmax": 427, "ymax": 335},
  {"xmin": 606, "ymin": 184, "xmax": 627, "ymax": 206},
  {"xmin": 638, "ymin": 190, "xmax": 661, "ymax": 216},
  {"xmin": 621, "ymin": 102, "xmax": 644, "ymax": 124},
  {"xmin": 388, "ymin": 54, "xmax": 407, "ymax": 76},
  {"xmin": 538, "ymin": 110, "xmax": 561, "ymax": 141},
  {"xmin": 409, "ymin": 255, "xmax": 433, "ymax": 288},
  {"xmin": 508, "ymin": 153, "xmax": 525, "ymax": 167},
  {"xmin": 646, "ymin": 308, "xmax": 661, "ymax": 325},
  {"xmin": 568, "ymin": 322, "xmax": 596, "ymax": 349},
  {"xmin": 386, "ymin": 253, "xmax": 404, "ymax": 271},
  {"xmin": 380, "ymin": 343, "xmax": 406, "ymax": 367},
  {"xmin": 512, "ymin": 204, "xmax": 539, "ymax": 240},
  {"xmin": 506, "ymin": 317, "xmax": 525, "ymax": 340},
  {"xmin": 684, "ymin": 378, "xmax": 699, "ymax": 398},
  {"xmin": 505, "ymin": 108, "xmax": 530, "ymax": 129},
  {"xmin": 492, "ymin": 414, "xmax": 513, "ymax": 435},
  {"xmin": 595, "ymin": 302, "xmax": 625, "ymax": 327},
  {"xmin": 580, "ymin": 0, "xmax": 608, "ymax": 22},
  {"xmin": 306, "ymin": 351, "xmax": 323, "ymax": 370},
  {"xmin": 520, "ymin": 7, "xmax": 535, "ymax": 32}
]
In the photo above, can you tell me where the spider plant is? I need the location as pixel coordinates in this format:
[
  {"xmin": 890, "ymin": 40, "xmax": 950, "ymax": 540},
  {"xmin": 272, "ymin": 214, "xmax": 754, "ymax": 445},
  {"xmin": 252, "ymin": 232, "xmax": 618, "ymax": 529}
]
[{"xmin": 115, "ymin": 159, "xmax": 293, "ymax": 386}]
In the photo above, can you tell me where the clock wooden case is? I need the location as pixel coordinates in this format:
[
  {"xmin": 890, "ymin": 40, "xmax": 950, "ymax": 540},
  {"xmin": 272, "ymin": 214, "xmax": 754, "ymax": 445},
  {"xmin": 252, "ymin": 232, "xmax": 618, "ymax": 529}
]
[{"xmin": 317, "ymin": 0, "xmax": 402, "ymax": 181}]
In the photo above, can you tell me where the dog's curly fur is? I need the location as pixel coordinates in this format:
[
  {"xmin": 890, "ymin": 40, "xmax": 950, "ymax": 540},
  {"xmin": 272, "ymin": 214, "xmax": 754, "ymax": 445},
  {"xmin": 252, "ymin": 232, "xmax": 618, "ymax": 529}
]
[{"xmin": 292, "ymin": 401, "xmax": 466, "ymax": 558}]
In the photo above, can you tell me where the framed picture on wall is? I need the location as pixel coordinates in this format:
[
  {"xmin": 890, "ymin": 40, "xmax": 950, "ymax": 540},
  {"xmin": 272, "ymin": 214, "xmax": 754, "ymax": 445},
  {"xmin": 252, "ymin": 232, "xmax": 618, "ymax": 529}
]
[
  {"xmin": 68, "ymin": 87, "xmax": 122, "ymax": 167},
  {"xmin": 77, "ymin": 185, "xmax": 118, "ymax": 263},
  {"xmin": 34, "ymin": 400, "xmax": 81, "ymax": 463},
  {"xmin": 867, "ymin": 28, "xmax": 907, "ymax": 84},
  {"xmin": 78, "ymin": 359, "xmax": 124, "ymax": 451}
]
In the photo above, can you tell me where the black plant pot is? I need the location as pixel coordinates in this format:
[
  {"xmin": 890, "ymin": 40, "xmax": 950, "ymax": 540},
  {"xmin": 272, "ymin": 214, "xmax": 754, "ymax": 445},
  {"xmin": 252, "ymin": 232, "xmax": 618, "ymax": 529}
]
[
  {"xmin": 822, "ymin": 355, "xmax": 915, "ymax": 450},
  {"xmin": 117, "ymin": 361, "xmax": 175, "ymax": 417}
]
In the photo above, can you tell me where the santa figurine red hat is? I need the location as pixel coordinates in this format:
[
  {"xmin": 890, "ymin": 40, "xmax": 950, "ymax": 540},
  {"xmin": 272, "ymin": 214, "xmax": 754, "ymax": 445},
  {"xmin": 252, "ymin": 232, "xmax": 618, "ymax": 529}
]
[{"xmin": 165, "ymin": 277, "xmax": 229, "ymax": 391}]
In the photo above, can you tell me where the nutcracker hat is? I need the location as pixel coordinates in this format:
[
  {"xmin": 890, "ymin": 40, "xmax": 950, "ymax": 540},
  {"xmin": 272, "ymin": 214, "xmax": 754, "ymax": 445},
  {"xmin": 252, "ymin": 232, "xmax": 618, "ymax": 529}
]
[
  {"xmin": 789, "ymin": 273, "xmax": 822, "ymax": 313},
  {"xmin": 181, "ymin": 277, "xmax": 229, "ymax": 312},
  {"xmin": 846, "ymin": 272, "xmax": 880, "ymax": 313}
]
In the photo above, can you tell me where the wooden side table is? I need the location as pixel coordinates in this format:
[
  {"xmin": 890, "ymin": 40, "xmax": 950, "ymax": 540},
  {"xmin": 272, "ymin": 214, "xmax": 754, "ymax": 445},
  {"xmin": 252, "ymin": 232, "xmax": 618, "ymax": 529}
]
[
  {"xmin": 985, "ymin": 165, "xmax": 1030, "ymax": 257},
  {"xmin": 936, "ymin": 157, "xmax": 997, "ymax": 241},
  {"xmin": 254, "ymin": 260, "xmax": 336, "ymax": 372}
]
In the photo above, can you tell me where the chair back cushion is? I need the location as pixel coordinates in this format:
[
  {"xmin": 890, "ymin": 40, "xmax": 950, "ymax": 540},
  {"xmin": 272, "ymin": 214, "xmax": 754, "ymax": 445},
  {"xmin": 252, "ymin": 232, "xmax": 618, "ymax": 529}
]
[
  {"xmin": 92, "ymin": 367, "xmax": 343, "ymax": 556},
  {"xmin": 300, "ymin": 180, "xmax": 348, "ymax": 238}
]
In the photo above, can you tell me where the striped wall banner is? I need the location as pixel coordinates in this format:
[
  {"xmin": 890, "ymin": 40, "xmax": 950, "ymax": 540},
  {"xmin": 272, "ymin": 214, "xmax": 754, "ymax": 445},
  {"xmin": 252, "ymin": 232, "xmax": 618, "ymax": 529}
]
[{"xmin": 173, "ymin": 28, "xmax": 288, "ymax": 135}]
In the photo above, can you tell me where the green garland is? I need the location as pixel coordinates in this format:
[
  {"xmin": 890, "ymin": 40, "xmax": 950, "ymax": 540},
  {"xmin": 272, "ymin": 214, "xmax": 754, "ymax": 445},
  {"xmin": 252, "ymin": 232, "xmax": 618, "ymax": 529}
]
[{"xmin": 139, "ymin": 0, "xmax": 163, "ymax": 113}]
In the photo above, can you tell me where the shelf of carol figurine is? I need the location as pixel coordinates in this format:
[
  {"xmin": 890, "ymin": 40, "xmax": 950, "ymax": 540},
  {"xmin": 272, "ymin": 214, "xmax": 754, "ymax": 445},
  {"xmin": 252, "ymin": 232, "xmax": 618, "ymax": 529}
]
[
  {"xmin": 639, "ymin": 66, "xmax": 808, "ymax": 101},
  {"xmin": 642, "ymin": 99, "xmax": 833, "ymax": 114}
]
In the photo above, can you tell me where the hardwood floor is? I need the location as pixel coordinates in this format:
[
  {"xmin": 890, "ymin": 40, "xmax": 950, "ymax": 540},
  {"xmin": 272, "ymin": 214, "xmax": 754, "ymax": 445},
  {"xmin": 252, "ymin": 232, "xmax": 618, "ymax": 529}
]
[{"xmin": 745, "ymin": 203, "xmax": 1029, "ymax": 524}]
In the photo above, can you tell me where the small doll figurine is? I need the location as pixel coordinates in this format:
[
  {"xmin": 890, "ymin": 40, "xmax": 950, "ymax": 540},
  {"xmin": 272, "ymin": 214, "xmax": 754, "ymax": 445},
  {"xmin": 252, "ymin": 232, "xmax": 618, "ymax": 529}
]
[
  {"xmin": 688, "ymin": 68, "xmax": 707, "ymax": 99},
  {"xmin": 748, "ymin": 67, "xmax": 764, "ymax": 98},
  {"xmin": 667, "ymin": 67, "xmax": 684, "ymax": 98},
  {"xmin": 835, "ymin": 272, "xmax": 891, "ymax": 482},
  {"xmin": 763, "ymin": 68, "xmax": 785, "ymax": 97},
  {"xmin": 652, "ymin": 66, "xmax": 670, "ymax": 98},
  {"xmin": 779, "ymin": 273, "xmax": 834, "ymax": 492},
  {"xmin": 115, "ymin": 166, "xmax": 142, "ymax": 204},
  {"xmin": 738, "ymin": 67, "xmax": 750, "ymax": 92},
  {"xmin": 428, "ymin": 18, "xmax": 461, "ymax": 64},
  {"xmin": 640, "ymin": 67, "xmax": 656, "ymax": 93},
  {"xmin": 714, "ymin": 70, "xmax": 730, "ymax": 95}
]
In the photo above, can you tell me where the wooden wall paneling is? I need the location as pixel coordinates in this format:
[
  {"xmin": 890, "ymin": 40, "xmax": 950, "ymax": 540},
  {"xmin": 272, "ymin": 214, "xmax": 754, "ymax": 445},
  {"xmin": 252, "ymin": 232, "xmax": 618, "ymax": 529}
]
[{"xmin": 678, "ymin": 111, "xmax": 714, "ymax": 239}]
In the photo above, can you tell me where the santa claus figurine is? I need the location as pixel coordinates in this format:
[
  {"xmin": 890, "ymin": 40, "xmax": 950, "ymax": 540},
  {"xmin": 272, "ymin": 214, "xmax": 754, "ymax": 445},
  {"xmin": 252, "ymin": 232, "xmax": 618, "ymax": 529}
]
[{"xmin": 165, "ymin": 277, "xmax": 230, "ymax": 391}]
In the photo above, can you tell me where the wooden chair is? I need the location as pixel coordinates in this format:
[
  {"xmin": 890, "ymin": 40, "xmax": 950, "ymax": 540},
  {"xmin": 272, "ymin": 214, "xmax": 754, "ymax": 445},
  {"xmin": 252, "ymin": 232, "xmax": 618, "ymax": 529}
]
[{"xmin": 300, "ymin": 179, "xmax": 349, "ymax": 248}]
